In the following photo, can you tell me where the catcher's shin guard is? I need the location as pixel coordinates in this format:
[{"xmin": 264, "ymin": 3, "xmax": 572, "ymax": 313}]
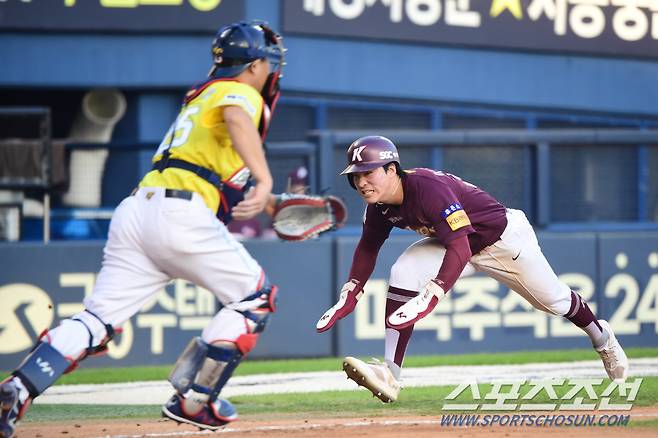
[
  {"xmin": 168, "ymin": 338, "xmax": 243, "ymax": 406},
  {"xmin": 12, "ymin": 342, "xmax": 70, "ymax": 398},
  {"xmin": 167, "ymin": 279, "xmax": 278, "ymax": 423},
  {"xmin": 166, "ymin": 337, "xmax": 243, "ymax": 424},
  {"xmin": 7, "ymin": 340, "xmax": 80, "ymax": 430}
]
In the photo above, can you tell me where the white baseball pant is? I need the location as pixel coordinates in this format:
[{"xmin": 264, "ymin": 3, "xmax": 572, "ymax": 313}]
[
  {"xmin": 48, "ymin": 187, "xmax": 264, "ymax": 359},
  {"xmin": 388, "ymin": 208, "xmax": 572, "ymax": 316}
]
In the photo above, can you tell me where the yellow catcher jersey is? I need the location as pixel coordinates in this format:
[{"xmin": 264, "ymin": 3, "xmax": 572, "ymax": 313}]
[{"xmin": 140, "ymin": 80, "xmax": 264, "ymax": 213}]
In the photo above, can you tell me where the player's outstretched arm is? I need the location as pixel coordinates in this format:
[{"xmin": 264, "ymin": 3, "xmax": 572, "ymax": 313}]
[
  {"xmin": 316, "ymin": 234, "xmax": 384, "ymax": 332},
  {"xmin": 316, "ymin": 279, "xmax": 363, "ymax": 333},
  {"xmin": 225, "ymin": 105, "xmax": 273, "ymax": 220}
]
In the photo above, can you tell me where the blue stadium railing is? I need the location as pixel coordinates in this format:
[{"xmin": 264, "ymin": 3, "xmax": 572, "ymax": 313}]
[
  {"xmin": 7, "ymin": 96, "xmax": 658, "ymax": 241},
  {"xmin": 313, "ymin": 128, "xmax": 658, "ymax": 234}
]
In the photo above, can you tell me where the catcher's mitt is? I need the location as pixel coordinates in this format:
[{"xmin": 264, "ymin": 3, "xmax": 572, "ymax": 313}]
[{"xmin": 272, "ymin": 194, "xmax": 347, "ymax": 241}]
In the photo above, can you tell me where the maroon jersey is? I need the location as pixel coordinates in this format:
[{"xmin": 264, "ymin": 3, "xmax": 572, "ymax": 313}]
[{"xmin": 362, "ymin": 168, "xmax": 507, "ymax": 254}]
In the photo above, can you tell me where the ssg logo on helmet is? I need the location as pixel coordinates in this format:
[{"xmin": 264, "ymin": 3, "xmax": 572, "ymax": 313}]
[{"xmin": 379, "ymin": 151, "xmax": 398, "ymax": 160}]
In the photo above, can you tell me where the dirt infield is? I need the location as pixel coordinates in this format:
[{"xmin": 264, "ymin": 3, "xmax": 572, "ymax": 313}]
[{"xmin": 16, "ymin": 406, "xmax": 658, "ymax": 438}]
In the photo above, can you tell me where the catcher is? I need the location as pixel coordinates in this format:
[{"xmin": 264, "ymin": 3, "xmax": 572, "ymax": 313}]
[
  {"xmin": 0, "ymin": 21, "xmax": 342, "ymax": 438},
  {"xmin": 316, "ymin": 135, "xmax": 628, "ymax": 403}
]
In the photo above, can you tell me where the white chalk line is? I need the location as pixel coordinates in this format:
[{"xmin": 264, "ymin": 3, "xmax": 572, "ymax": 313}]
[{"xmin": 37, "ymin": 358, "xmax": 658, "ymax": 405}]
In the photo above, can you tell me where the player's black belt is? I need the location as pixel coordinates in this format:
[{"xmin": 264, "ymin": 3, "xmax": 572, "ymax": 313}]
[
  {"xmin": 152, "ymin": 158, "xmax": 222, "ymax": 187},
  {"xmin": 164, "ymin": 189, "xmax": 193, "ymax": 201}
]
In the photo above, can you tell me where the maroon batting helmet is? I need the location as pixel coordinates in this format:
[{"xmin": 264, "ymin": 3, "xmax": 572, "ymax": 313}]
[
  {"xmin": 340, "ymin": 136, "xmax": 400, "ymax": 189},
  {"xmin": 340, "ymin": 136, "xmax": 400, "ymax": 175}
]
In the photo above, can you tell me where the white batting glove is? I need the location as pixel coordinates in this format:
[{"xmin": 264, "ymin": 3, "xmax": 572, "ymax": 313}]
[
  {"xmin": 316, "ymin": 279, "xmax": 363, "ymax": 333},
  {"xmin": 387, "ymin": 279, "xmax": 446, "ymax": 329}
]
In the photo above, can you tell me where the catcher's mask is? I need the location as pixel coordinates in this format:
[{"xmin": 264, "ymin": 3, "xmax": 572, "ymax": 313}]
[
  {"xmin": 209, "ymin": 20, "xmax": 285, "ymax": 140},
  {"xmin": 340, "ymin": 136, "xmax": 401, "ymax": 189}
]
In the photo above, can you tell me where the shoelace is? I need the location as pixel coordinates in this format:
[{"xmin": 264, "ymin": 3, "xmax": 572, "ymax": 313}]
[{"xmin": 367, "ymin": 357, "xmax": 385, "ymax": 366}]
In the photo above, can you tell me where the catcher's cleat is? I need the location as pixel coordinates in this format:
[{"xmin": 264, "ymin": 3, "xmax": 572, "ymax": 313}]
[
  {"xmin": 342, "ymin": 357, "xmax": 401, "ymax": 403},
  {"xmin": 162, "ymin": 394, "xmax": 237, "ymax": 430},
  {"xmin": 0, "ymin": 380, "xmax": 29, "ymax": 438},
  {"xmin": 595, "ymin": 320, "xmax": 629, "ymax": 381},
  {"xmin": 387, "ymin": 279, "xmax": 445, "ymax": 329}
]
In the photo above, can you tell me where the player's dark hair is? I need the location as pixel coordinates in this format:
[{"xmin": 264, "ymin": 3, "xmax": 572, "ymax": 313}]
[{"xmin": 384, "ymin": 162, "xmax": 405, "ymax": 180}]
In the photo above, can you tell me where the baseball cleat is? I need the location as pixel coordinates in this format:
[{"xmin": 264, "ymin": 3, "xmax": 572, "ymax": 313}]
[
  {"xmin": 0, "ymin": 380, "xmax": 28, "ymax": 438},
  {"xmin": 342, "ymin": 357, "xmax": 401, "ymax": 403},
  {"xmin": 162, "ymin": 394, "xmax": 237, "ymax": 430},
  {"xmin": 387, "ymin": 280, "xmax": 445, "ymax": 329},
  {"xmin": 595, "ymin": 320, "xmax": 629, "ymax": 381}
]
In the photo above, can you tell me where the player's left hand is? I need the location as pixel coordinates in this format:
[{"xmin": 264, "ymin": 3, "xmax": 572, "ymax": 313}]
[
  {"xmin": 316, "ymin": 279, "xmax": 362, "ymax": 333},
  {"xmin": 387, "ymin": 279, "xmax": 446, "ymax": 329},
  {"xmin": 232, "ymin": 185, "xmax": 271, "ymax": 220}
]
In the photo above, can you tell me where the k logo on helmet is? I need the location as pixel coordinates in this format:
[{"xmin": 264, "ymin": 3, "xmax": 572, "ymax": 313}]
[{"xmin": 352, "ymin": 146, "xmax": 366, "ymax": 162}]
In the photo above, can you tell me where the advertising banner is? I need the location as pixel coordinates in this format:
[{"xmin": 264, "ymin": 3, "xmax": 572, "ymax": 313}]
[
  {"xmin": 335, "ymin": 232, "xmax": 658, "ymax": 357},
  {"xmin": 0, "ymin": 0, "xmax": 244, "ymax": 32},
  {"xmin": 283, "ymin": 0, "xmax": 658, "ymax": 59},
  {"xmin": 0, "ymin": 240, "xmax": 333, "ymax": 370}
]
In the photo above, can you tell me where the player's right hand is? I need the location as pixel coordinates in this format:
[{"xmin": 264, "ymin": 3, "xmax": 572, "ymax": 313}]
[
  {"xmin": 232, "ymin": 184, "xmax": 271, "ymax": 220},
  {"xmin": 316, "ymin": 279, "xmax": 363, "ymax": 333}
]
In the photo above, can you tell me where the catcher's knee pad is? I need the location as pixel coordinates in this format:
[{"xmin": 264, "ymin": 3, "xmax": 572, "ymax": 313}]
[
  {"xmin": 71, "ymin": 309, "xmax": 116, "ymax": 354},
  {"xmin": 59, "ymin": 310, "xmax": 115, "ymax": 359},
  {"xmin": 41, "ymin": 310, "xmax": 116, "ymax": 372},
  {"xmin": 230, "ymin": 276, "xmax": 278, "ymax": 343},
  {"xmin": 168, "ymin": 337, "xmax": 244, "ymax": 415}
]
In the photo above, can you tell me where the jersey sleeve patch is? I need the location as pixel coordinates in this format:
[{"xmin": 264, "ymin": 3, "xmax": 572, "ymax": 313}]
[
  {"xmin": 442, "ymin": 202, "xmax": 471, "ymax": 231},
  {"xmin": 218, "ymin": 93, "xmax": 257, "ymax": 116}
]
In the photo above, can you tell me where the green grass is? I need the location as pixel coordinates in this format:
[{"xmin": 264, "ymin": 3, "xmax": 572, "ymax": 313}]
[
  {"xmin": 24, "ymin": 376, "xmax": 658, "ymax": 424},
  {"xmin": 630, "ymin": 418, "xmax": 658, "ymax": 428},
  {"xmin": 4, "ymin": 347, "xmax": 657, "ymax": 386},
  {"xmin": 7, "ymin": 348, "xmax": 658, "ymax": 426}
]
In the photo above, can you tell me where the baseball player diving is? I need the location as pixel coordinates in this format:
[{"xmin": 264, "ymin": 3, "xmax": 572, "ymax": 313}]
[
  {"xmin": 1, "ymin": 20, "xmax": 285, "ymax": 437},
  {"xmin": 317, "ymin": 135, "xmax": 629, "ymax": 403}
]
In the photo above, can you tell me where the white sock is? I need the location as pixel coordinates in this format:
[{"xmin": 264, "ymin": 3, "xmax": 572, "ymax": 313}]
[
  {"xmin": 588, "ymin": 322, "xmax": 609, "ymax": 349},
  {"xmin": 384, "ymin": 359, "xmax": 401, "ymax": 380}
]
